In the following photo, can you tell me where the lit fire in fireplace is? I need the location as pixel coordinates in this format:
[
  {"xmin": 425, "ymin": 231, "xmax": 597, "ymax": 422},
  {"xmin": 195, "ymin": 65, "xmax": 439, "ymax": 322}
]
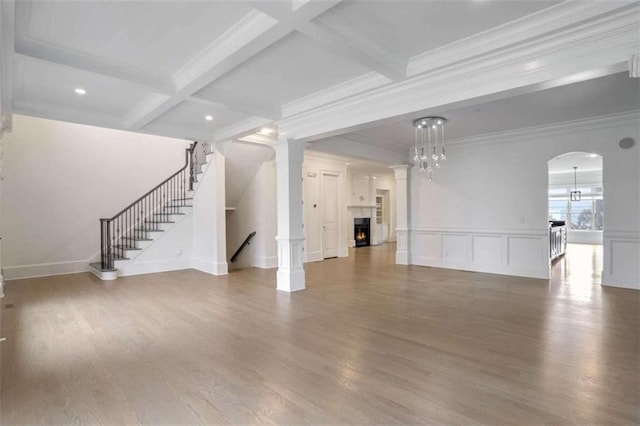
[{"xmin": 356, "ymin": 231, "xmax": 367, "ymax": 241}]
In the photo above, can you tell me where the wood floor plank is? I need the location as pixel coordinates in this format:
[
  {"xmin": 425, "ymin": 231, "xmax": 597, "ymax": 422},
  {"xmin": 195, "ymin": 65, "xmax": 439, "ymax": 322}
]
[{"xmin": 1, "ymin": 243, "xmax": 638, "ymax": 425}]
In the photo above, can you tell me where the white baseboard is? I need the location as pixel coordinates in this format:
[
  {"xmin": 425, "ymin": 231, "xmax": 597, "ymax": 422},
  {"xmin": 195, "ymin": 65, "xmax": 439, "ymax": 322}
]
[
  {"xmin": 3, "ymin": 260, "xmax": 91, "ymax": 281},
  {"xmin": 253, "ymin": 255, "xmax": 277, "ymax": 269},
  {"xmin": 118, "ymin": 258, "xmax": 192, "ymax": 277},
  {"xmin": 191, "ymin": 258, "xmax": 228, "ymax": 275},
  {"xmin": 305, "ymin": 250, "xmax": 322, "ymax": 263}
]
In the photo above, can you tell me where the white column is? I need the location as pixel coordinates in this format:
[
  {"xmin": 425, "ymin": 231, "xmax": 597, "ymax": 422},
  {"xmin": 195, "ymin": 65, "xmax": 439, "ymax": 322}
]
[
  {"xmin": 273, "ymin": 138, "xmax": 305, "ymax": 292},
  {"xmin": 390, "ymin": 164, "xmax": 411, "ymax": 265}
]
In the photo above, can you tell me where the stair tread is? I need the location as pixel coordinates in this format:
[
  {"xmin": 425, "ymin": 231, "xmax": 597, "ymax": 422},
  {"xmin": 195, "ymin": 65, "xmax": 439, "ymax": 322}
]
[
  {"xmin": 165, "ymin": 204, "xmax": 193, "ymax": 208},
  {"xmin": 144, "ymin": 220, "xmax": 175, "ymax": 224},
  {"xmin": 122, "ymin": 237, "xmax": 153, "ymax": 241},
  {"xmin": 173, "ymin": 198, "xmax": 194, "ymax": 201},
  {"xmin": 113, "ymin": 245, "xmax": 141, "ymax": 250},
  {"xmin": 154, "ymin": 212, "xmax": 186, "ymax": 216},
  {"xmin": 134, "ymin": 228, "xmax": 165, "ymax": 232}
]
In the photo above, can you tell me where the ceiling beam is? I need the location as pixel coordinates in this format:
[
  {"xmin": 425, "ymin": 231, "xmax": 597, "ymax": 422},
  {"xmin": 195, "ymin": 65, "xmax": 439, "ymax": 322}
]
[
  {"xmin": 125, "ymin": 11, "xmax": 288, "ymax": 130},
  {"xmin": 124, "ymin": 1, "xmax": 345, "ymax": 132},
  {"xmin": 15, "ymin": 38, "xmax": 175, "ymax": 94},
  {"xmin": 214, "ymin": 116, "xmax": 274, "ymax": 143},
  {"xmin": 0, "ymin": 0, "xmax": 15, "ymax": 134},
  {"xmin": 297, "ymin": 21, "xmax": 407, "ymax": 81},
  {"xmin": 189, "ymin": 88, "xmax": 280, "ymax": 120}
]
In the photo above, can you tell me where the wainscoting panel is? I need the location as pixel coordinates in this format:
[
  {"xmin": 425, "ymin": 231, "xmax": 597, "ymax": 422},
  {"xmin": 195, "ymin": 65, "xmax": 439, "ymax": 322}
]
[
  {"xmin": 442, "ymin": 234, "xmax": 468, "ymax": 263},
  {"xmin": 603, "ymin": 232, "xmax": 640, "ymax": 289},
  {"xmin": 471, "ymin": 235, "xmax": 503, "ymax": 266},
  {"xmin": 412, "ymin": 232, "xmax": 441, "ymax": 262},
  {"xmin": 411, "ymin": 228, "xmax": 549, "ymax": 279}
]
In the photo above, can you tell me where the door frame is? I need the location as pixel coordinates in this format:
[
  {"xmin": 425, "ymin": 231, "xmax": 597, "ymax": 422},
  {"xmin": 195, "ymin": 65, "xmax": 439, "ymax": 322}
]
[{"xmin": 320, "ymin": 170, "xmax": 344, "ymax": 259}]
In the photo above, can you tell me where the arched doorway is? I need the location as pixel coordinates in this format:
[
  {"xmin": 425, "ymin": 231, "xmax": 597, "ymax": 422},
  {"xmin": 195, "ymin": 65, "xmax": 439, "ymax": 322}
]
[{"xmin": 548, "ymin": 152, "xmax": 604, "ymax": 287}]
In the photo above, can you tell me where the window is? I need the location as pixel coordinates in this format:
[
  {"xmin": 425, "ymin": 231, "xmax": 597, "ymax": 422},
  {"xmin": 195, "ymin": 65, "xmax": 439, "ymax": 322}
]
[
  {"xmin": 548, "ymin": 185, "xmax": 603, "ymax": 231},
  {"xmin": 549, "ymin": 200, "xmax": 569, "ymax": 222},
  {"xmin": 570, "ymin": 200, "xmax": 593, "ymax": 230}
]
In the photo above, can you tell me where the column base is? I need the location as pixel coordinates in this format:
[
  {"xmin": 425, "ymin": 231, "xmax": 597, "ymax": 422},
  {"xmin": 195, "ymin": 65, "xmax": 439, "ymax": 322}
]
[
  {"xmin": 396, "ymin": 251, "xmax": 409, "ymax": 265},
  {"xmin": 277, "ymin": 268, "xmax": 305, "ymax": 292}
]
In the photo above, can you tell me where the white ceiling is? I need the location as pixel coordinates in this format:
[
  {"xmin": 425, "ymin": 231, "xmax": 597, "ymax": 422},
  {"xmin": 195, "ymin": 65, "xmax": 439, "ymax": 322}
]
[
  {"xmin": 7, "ymin": 0, "xmax": 577, "ymax": 144},
  {"xmin": 0, "ymin": 0, "xmax": 640, "ymax": 168},
  {"xmin": 331, "ymin": 72, "xmax": 640, "ymax": 156},
  {"xmin": 318, "ymin": 1, "xmax": 560, "ymax": 58}
]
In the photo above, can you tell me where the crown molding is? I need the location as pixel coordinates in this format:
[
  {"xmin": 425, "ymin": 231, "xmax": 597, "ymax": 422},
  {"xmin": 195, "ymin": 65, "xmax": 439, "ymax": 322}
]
[
  {"xmin": 407, "ymin": 1, "xmax": 638, "ymax": 76},
  {"xmin": 447, "ymin": 110, "xmax": 640, "ymax": 150},
  {"xmin": 281, "ymin": 72, "xmax": 391, "ymax": 118},
  {"xmin": 308, "ymin": 135, "xmax": 406, "ymax": 166},
  {"xmin": 278, "ymin": 2, "xmax": 640, "ymax": 142}
]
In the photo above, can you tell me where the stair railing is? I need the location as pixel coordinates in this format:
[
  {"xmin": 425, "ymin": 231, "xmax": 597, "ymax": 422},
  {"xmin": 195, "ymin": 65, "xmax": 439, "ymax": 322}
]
[
  {"xmin": 99, "ymin": 141, "xmax": 210, "ymax": 270},
  {"xmin": 230, "ymin": 231, "xmax": 257, "ymax": 263},
  {"xmin": 190, "ymin": 140, "xmax": 210, "ymax": 190}
]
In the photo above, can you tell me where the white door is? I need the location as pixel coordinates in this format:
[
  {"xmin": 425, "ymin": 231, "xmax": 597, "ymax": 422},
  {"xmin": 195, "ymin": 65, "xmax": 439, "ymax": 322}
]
[{"xmin": 322, "ymin": 173, "xmax": 339, "ymax": 258}]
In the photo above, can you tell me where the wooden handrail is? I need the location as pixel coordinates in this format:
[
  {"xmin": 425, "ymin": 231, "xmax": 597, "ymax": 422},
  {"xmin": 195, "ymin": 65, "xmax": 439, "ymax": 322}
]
[{"xmin": 230, "ymin": 232, "xmax": 256, "ymax": 263}]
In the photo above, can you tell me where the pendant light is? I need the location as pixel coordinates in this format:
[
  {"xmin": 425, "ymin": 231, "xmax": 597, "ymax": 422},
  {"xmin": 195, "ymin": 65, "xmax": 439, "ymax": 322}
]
[{"xmin": 570, "ymin": 166, "xmax": 581, "ymax": 201}]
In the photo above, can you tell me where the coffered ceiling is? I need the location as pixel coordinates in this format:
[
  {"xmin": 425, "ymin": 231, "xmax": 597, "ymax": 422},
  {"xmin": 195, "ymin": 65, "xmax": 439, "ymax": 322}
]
[{"xmin": 1, "ymin": 0, "xmax": 638, "ymax": 158}]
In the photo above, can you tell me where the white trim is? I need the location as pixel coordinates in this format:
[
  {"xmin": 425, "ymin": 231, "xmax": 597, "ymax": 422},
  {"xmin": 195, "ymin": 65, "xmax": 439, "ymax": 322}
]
[
  {"xmin": 253, "ymin": 255, "xmax": 278, "ymax": 269},
  {"xmin": 448, "ymin": 110, "xmax": 640, "ymax": 150},
  {"xmin": 282, "ymin": 72, "xmax": 391, "ymax": 118},
  {"xmin": 304, "ymin": 250, "xmax": 322, "ymax": 263},
  {"xmin": 117, "ymin": 258, "xmax": 192, "ymax": 277},
  {"xmin": 214, "ymin": 116, "xmax": 274, "ymax": 144},
  {"xmin": 3, "ymin": 259, "xmax": 91, "ymax": 281},
  {"xmin": 278, "ymin": 3, "xmax": 639, "ymax": 141},
  {"xmin": 407, "ymin": 2, "xmax": 635, "ymax": 76},
  {"xmin": 411, "ymin": 226, "xmax": 547, "ymax": 237},
  {"xmin": 191, "ymin": 258, "xmax": 229, "ymax": 275},
  {"xmin": 410, "ymin": 228, "xmax": 550, "ymax": 280}
]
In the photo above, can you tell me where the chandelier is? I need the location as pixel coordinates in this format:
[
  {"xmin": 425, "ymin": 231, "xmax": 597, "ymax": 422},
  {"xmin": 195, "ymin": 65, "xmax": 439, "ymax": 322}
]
[{"xmin": 413, "ymin": 116, "xmax": 447, "ymax": 182}]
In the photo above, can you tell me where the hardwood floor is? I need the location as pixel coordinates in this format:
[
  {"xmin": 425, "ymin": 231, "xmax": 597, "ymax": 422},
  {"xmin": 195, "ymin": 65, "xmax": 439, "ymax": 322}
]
[{"xmin": 1, "ymin": 243, "xmax": 638, "ymax": 425}]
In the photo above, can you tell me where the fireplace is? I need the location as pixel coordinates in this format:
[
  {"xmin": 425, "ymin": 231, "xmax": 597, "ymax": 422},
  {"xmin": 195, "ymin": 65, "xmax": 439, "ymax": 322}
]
[{"xmin": 354, "ymin": 218, "xmax": 370, "ymax": 247}]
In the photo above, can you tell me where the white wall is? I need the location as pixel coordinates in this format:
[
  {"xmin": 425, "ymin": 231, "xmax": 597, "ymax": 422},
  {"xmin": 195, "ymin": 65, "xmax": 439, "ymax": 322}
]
[
  {"xmin": 226, "ymin": 160, "xmax": 277, "ymax": 269},
  {"xmin": 192, "ymin": 146, "xmax": 228, "ymax": 275},
  {"xmin": 409, "ymin": 114, "xmax": 640, "ymax": 288},
  {"xmin": 1, "ymin": 115, "xmax": 190, "ymax": 279}
]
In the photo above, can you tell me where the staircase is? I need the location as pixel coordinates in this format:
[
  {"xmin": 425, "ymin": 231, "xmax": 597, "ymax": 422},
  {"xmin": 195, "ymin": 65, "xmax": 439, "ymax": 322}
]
[{"xmin": 89, "ymin": 141, "xmax": 211, "ymax": 280}]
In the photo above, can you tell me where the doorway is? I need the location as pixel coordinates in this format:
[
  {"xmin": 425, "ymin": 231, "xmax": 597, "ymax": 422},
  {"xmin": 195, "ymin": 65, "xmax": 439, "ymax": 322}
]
[
  {"xmin": 548, "ymin": 152, "xmax": 603, "ymax": 285},
  {"xmin": 321, "ymin": 172, "xmax": 340, "ymax": 258}
]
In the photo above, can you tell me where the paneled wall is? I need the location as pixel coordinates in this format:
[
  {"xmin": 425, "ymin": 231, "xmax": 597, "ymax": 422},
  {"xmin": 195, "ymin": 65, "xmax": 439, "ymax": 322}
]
[{"xmin": 409, "ymin": 114, "xmax": 639, "ymax": 288}]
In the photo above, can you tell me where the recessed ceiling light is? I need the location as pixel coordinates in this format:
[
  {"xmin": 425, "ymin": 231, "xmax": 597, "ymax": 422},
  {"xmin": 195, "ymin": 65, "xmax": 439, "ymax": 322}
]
[
  {"xmin": 260, "ymin": 127, "xmax": 274, "ymax": 135},
  {"xmin": 74, "ymin": 88, "xmax": 86, "ymax": 95},
  {"xmin": 589, "ymin": 153, "xmax": 598, "ymax": 158},
  {"xmin": 204, "ymin": 115, "xmax": 213, "ymax": 121}
]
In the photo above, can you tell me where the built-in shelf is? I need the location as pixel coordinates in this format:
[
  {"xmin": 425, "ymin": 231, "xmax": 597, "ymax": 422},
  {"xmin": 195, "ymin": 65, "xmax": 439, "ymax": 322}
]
[
  {"xmin": 225, "ymin": 207, "xmax": 236, "ymax": 211},
  {"xmin": 347, "ymin": 204, "xmax": 376, "ymax": 208}
]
